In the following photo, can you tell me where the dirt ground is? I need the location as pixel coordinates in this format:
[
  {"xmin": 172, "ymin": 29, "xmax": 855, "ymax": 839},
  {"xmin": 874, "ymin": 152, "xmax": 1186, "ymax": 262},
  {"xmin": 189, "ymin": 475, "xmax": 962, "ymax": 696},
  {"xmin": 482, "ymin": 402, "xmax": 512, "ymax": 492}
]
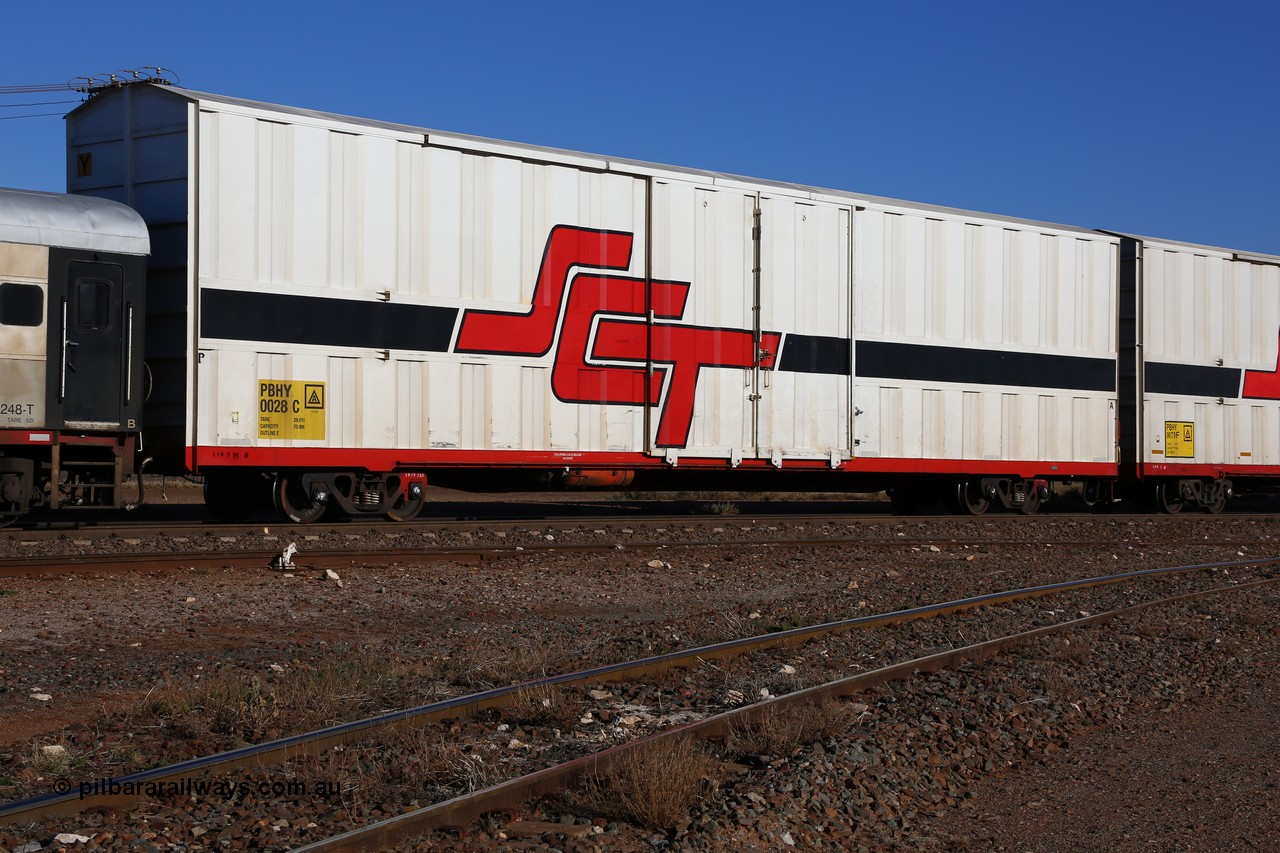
[{"xmin": 925, "ymin": 628, "xmax": 1280, "ymax": 852}]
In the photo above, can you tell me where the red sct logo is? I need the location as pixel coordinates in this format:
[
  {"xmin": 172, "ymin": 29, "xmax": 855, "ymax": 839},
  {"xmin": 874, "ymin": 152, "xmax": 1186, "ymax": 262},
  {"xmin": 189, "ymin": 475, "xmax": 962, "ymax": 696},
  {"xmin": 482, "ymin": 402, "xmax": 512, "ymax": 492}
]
[{"xmin": 455, "ymin": 226, "xmax": 779, "ymax": 447}]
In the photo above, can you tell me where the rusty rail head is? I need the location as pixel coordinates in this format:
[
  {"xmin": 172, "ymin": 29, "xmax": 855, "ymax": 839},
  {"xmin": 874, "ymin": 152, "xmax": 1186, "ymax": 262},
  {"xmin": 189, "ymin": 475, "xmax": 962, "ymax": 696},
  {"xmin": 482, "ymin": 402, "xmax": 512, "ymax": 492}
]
[{"xmin": 294, "ymin": 575, "xmax": 1280, "ymax": 852}]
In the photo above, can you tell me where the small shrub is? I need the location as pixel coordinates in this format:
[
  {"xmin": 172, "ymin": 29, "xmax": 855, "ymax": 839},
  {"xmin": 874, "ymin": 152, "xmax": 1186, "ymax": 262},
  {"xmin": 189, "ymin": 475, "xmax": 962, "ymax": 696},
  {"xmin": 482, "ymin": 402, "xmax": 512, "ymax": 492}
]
[
  {"xmin": 725, "ymin": 699, "xmax": 853, "ymax": 758},
  {"xmin": 28, "ymin": 740, "xmax": 78, "ymax": 776},
  {"xmin": 579, "ymin": 736, "xmax": 719, "ymax": 830},
  {"xmin": 434, "ymin": 635, "xmax": 572, "ymax": 689},
  {"xmin": 1047, "ymin": 634, "xmax": 1092, "ymax": 665},
  {"xmin": 1039, "ymin": 662, "xmax": 1074, "ymax": 697},
  {"xmin": 430, "ymin": 743, "xmax": 505, "ymax": 795},
  {"xmin": 506, "ymin": 685, "xmax": 580, "ymax": 730}
]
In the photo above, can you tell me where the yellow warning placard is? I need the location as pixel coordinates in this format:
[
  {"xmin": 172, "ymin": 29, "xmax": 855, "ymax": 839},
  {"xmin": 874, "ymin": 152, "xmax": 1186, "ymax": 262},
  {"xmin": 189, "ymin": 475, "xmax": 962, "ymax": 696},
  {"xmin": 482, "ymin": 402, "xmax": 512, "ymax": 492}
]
[
  {"xmin": 1164, "ymin": 421, "xmax": 1194, "ymax": 458},
  {"xmin": 258, "ymin": 380, "xmax": 326, "ymax": 440}
]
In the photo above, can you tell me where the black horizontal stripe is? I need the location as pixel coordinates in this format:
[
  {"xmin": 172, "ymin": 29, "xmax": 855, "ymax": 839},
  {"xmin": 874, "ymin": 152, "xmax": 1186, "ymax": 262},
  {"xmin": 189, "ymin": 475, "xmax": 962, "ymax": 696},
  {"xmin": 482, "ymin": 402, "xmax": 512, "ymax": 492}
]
[
  {"xmin": 201, "ymin": 289, "xmax": 458, "ymax": 352},
  {"xmin": 777, "ymin": 334, "xmax": 851, "ymax": 375},
  {"xmin": 1144, "ymin": 362, "xmax": 1241, "ymax": 398},
  {"xmin": 856, "ymin": 341, "xmax": 1115, "ymax": 392}
]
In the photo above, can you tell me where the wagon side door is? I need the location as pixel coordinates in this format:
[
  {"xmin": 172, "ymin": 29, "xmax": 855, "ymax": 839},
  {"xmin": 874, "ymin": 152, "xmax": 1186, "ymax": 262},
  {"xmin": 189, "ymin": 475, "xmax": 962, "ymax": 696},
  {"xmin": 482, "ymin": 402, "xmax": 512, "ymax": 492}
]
[
  {"xmin": 647, "ymin": 180, "xmax": 760, "ymax": 459},
  {"xmin": 754, "ymin": 195, "xmax": 853, "ymax": 464}
]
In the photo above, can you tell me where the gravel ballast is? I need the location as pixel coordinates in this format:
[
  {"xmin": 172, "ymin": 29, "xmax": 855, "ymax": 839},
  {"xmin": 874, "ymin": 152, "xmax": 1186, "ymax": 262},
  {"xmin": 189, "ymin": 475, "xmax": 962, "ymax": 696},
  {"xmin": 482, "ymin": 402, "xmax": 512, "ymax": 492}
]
[{"xmin": 0, "ymin": 509, "xmax": 1277, "ymax": 850}]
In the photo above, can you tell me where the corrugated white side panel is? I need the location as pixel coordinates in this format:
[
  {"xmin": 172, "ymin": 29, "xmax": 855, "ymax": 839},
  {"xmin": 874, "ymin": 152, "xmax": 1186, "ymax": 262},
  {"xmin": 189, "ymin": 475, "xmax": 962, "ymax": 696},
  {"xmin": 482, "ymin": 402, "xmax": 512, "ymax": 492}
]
[
  {"xmin": 650, "ymin": 182, "xmax": 753, "ymax": 456},
  {"xmin": 292, "ymin": 124, "xmax": 330, "ymax": 289},
  {"xmin": 427, "ymin": 362, "xmax": 462, "ymax": 448},
  {"xmin": 1142, "ymin": 244, "xmax": 1280, "ymax": 466},
  {"xmin": 854, "ymin": 207, "xmax": 1117, "ymax": 463},
  {"xmin": 521, "ymin": 367, "xmax": 546, "ymax": 451},
  {"xmin": 196, "ymin": 100, "xmax": 648, "ymax": 454},
  {"xmin": 395, "ymin": 361, "xmax": 424, "ymax": 448},
  {"xmin": 699, "ymin": 188, "xmax": 753, "ymax": 454},
  {"xmin": 757, "ymin": 197, "xmax": 852, "ymax": 460},
  {"xmin": 329, "ymin": 357, "xmax": 357, "ymax": 446},
  {"xmin": 201, "ymin": 349, "xmax": 252, "ymax": 446},
  {"xmin": 358, "ymin": 360, "xmax": 398, "ymax": 448}
]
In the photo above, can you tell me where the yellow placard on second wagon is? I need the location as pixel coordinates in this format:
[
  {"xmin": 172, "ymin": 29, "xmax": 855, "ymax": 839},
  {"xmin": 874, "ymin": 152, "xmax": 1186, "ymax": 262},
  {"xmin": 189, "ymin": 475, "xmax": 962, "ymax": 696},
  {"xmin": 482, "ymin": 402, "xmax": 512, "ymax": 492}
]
[
  {"xmin": 258, "ymin": 380, "xmax": 326, "ymax": 440},
  {"xmin": 1164, "ymin": 421, "xmax": 1194, "ymax": 458}
]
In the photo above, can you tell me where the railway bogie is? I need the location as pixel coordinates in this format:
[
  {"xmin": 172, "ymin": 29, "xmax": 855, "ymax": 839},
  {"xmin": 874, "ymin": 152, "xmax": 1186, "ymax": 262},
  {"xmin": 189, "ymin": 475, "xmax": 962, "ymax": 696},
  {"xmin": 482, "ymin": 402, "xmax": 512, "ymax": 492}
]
[{"xmin": 2, "ymin": 81, "xmax": 1279, "ymax": 524}]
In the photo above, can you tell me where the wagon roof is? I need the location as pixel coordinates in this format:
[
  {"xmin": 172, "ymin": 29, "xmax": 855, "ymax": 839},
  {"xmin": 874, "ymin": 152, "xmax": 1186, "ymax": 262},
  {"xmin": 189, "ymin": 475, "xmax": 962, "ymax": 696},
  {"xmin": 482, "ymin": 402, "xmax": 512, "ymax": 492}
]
[
  {"xmin": 145, "ymin": 84, "xmax": 1111, "ymax": 239},
  {"xmin": 0, "ymin": 186, "xmax": 149, "ymax": 255},
  {"xmin": 1099, "ymin": 230, "xmax": 1280, "ymax": 266}
]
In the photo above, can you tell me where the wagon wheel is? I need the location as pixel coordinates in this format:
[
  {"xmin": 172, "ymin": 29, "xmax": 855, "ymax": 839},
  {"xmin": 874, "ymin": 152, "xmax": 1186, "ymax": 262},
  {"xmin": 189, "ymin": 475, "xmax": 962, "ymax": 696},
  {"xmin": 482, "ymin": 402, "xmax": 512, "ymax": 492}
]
[
  {"xmin": 1019, "ymin": 488, "xmax": 1042, "ymax": 515},
  {"xmin": 1204, "ymin": 484, "xmax": 1228, "ymax": 515},
  {"xmin": 272, "ymin": 473, "xmax": 327, "ymax": 524},
  {"xmin": 385, "ymin": 482, "xmax": 426, "ymax": 522},
  {"xmin": 956, "ymin": 480, "xmax": 989, "ymax": 516},
  {"xmin": 1155, "ymin": 482, "xmax": 1185, "ymax": 515},
  {"xmin": 0, "ymin": 512, "xmax": 18, "ymax": 529}
]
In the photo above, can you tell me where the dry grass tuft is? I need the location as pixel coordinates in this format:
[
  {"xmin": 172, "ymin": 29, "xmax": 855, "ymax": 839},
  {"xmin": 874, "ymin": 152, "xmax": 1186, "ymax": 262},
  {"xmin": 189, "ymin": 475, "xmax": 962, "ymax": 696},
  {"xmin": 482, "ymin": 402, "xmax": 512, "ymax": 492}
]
[
  {"xmin": 431, "ymin": 742, "xmax": 506, "ymax": 795},
  {"xmin": 579, "ymin": 736, "xmax": 719, "ymax": 830},
  {"xmin": 433, "ymin": 634, "xmax": 573, "ymax": 689},
  {"xmin": 1047, "ymin": 634, "xmax": 1093, "ymax": 665},
  {"xmin": 505, "ymin": 685, "xmax": 580, "ymax": 730},
  {"xmin": 303, "ymin": 726, "xmax": 505, "ymax": 818},
  {"xmin": 136, "ymin": 648, "xmax": 432, "ymax": 740},
  {"xmin": 140, "ymin": 668, "xmax": 277, "ymax": 737},
  {"xmin": 1039, "ymin": 662, "xmax": 1074, "ymax": 697},
  {"xmin": 724, "ymin": 698, "xmax": 853, "ymax": 758}
]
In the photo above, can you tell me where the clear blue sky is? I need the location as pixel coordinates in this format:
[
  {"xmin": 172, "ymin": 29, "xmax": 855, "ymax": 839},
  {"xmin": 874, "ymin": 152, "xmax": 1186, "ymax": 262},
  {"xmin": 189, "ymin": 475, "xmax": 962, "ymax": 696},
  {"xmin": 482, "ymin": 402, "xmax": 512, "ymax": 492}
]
[{"xmin": 3, "ymin": 1, "xmax": 1277, "ymax": 253}]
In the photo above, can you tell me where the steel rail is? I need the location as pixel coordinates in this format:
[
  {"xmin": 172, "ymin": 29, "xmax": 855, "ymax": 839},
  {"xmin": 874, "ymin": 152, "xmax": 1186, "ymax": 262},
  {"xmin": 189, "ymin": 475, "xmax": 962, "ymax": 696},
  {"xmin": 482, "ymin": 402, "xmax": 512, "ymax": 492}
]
[
  {"xmin": 0, "ymin": 509, "xmax": 911, "ymax": 538},
  {"xmin": 0, "ymin": 535, "xmax": 1270, "ymax": 578},
  {"xmin": 0, "ymin": 556, "xmax": 1272, "ymax": 826},
  {"xmin": 296, "ymin": 575, "xmax": 1280, "ymax": 852},
  {"xmin": 5, "ymin": 507, "xmax": 1273, "ymax": 541}
]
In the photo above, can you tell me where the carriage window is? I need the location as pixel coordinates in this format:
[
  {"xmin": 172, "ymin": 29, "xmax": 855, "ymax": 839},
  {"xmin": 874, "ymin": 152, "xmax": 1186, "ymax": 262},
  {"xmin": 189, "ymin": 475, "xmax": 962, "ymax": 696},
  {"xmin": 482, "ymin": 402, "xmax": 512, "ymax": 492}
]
[
  {"xmin": 76, "ymin": 278, "xmax": 111, "ymax": 330},
  {"xmin": 0, "ymin": 283, "xmax": 43, "ymax": 327}
]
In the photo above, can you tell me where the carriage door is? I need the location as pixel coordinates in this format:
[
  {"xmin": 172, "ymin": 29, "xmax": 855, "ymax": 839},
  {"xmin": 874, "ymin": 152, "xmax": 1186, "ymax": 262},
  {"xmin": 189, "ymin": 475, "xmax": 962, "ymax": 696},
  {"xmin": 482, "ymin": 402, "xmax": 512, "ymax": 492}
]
[
  {"xmin": 58, "ymin": 260, "xmax": 127, "ymax": 429},
  {"xmin": 754, "ymin": 195, "xmax": 853, "ymax": 464}
]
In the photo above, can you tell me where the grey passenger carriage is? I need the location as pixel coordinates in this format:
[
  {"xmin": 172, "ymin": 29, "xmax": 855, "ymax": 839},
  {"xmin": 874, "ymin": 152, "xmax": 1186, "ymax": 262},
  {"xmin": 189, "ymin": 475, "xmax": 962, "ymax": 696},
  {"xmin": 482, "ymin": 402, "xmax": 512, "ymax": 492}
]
[{"xmin": 0, "ymin": 188, "xmax": 147, "ymax": 522}]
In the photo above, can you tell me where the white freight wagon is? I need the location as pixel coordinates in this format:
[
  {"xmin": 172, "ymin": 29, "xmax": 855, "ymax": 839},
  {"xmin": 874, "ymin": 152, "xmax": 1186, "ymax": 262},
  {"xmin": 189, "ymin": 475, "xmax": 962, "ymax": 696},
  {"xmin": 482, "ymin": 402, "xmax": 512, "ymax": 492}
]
[
  {"xmin": 1117, "ymin": 234, "xmax": 1280, "ymax": 511},
  {"xmin": 65, "ymin": 83, "xmax": 1120, "ymax": 520}
]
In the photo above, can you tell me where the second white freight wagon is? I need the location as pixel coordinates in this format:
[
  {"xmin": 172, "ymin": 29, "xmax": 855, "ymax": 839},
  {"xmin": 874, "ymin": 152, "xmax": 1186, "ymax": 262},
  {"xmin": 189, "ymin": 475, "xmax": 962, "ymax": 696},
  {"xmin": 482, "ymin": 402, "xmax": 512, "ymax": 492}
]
[
  {"xmin": 1117, "ymin": 233, "xmax": 1280, "ymax": 512},
  {"xmin": 65, "ymin": 82, "xmax": 1120, "ymax": 519}
]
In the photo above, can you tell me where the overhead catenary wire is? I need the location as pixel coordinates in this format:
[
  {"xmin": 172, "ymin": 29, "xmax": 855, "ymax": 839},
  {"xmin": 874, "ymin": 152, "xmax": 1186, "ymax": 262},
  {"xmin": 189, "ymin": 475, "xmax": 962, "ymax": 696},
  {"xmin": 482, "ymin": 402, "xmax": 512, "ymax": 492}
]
[
  {"xmin": 0, "ymin": 68, "xmax": 178, "ymax": 98},
  {"xmin": 0, "ymin": 99, "xmax": 81, "ymax": 108},
  {"xmin": 0, "ymin": 111, "xmax": 67, "ymax": 121},
  {"xmin": 0, "ymin": 81, "xmax": 82, "ymax": 121},
  {"xmin": 0, "ymin": 84, "xmax": 72, "ymax": 94}
]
